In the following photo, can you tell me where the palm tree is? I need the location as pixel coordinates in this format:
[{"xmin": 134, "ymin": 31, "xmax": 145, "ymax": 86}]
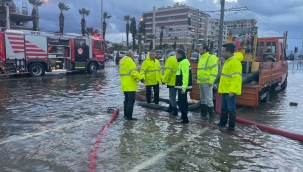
[
  {"xmin": 147, "ymin": 34, "xmax": 156, "ymax": 50},
  {"xmin": 28, "ymin": 0, "xmax": 44, "ymax": 31},
  {"xmin": 102, "ymin": 12, "xmax": 112, "ymax": 41},
  {"xmin": 86, "ymin": 27, "xmax": 99, "ymax": 36},
  {"xmin": 129, "ymin": 17, "xmax": 137, "ymax": 51},
  {"xmin": 58, "ymin": 2, "xmax": 70, "ymax": 33},
  {"xmin": 159, "ymin": 25, "xmax": 166, "ymax": 49},
  {"xmin": 123, "ymin": 15, "xmax": 131, "ymax": 48},
  {"xmin": 171, "ymin": 36, "xmax": 179, "ymax": 50},
  {"xmin": 0, "ymin": 0, "xmax": 12, "ymax": 27},
  {"xmin": 79, "ymin": 8, "xmax": 90, "ymax": 36}
]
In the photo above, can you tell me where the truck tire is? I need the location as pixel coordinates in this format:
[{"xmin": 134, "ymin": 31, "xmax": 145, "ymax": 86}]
[
  {"xmin": 88, "ymin": 62, "xmax": 98, "ymax": 73},
  {"xmin": 281, "ymin": 76, "xmax": 288, "ymax": 90},
  {"xmin": 29, "ymin": 63, "xmax": 45, "ymax": 77},
  {"xmin": 260, "ymin": 87, "xmax": 270, "ymax": 102}
]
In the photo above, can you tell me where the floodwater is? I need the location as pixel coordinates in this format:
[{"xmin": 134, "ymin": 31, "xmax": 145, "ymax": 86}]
[{"xmin": 0, "ymin": 61, "xmax": 302, "ymax": 172}]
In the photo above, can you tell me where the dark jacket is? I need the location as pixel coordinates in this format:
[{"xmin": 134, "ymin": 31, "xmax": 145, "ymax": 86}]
[{"xmin": 175, "ymin": 57, "xmax": 192, "ymax": 91}]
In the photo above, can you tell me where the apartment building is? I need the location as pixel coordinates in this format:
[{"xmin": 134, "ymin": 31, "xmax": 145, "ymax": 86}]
[
  {"xmin": 142, "ymin": 2, "xmax": 210, "ymax": 50},
  {"xmin": 224, "ymin": 19, "xmax": 257, "ymax": 38},
  {"xmin": 207, "ymin": 19, "xmax": 228, "ymax": 52},
  {"xmin": 1, "ymin": 1, "xmax": 34, "ymax": 30}
]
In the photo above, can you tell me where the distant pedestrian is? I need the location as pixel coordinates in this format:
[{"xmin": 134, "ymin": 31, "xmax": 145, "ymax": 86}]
[
  {"xmin": 120, "ymin": 50, "xmax": 144, "ymax": 120},
  {"xmin": 217, "ymin": 43, "xmax": 242, "ymax": 131},
  {"xmin": 197, "ymin": 45, "xmax": 218, "ymax": 118},
  {"xmin": 162, "ymin": 49, "xmax": 179, "ymax": 116},
  {"xmin": 115, "ymin": 53, "xmax": 120, "ymax": 65},
  {"xmin": 175, "ymin": 49, "xmax": 192, "ymax": 123},
  {"xmin": 140, "ymin": 49, "xmax": 162, "ymax": 104}
]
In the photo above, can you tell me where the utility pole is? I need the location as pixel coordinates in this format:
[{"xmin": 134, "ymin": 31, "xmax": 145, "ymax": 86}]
[
  {"xmin": 216, "ymin": 3, "xmax": 248, "ymax": 59},
  {"xmin": 218, "ymin": 0, "xmax": 225, "ymax": 59},
  {"xmin": 101, "ymin": 0, "xmax": 103, "ymax": 39}
]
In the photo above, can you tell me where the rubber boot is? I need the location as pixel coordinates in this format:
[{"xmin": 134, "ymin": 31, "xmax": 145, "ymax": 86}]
[
  {"xmin": 217, "ymin": 109, "xmax": 228, "ymax": 127},
  {"xmin": 165, "ymin": 103, "xmax": 173, "ymax": 113},
  {"xmin": 172, "ymin": 107, "xmax": 178, "ymax": 116},
  {"xmin": 123, "ymin": 102, "xmax": 127, "ymax": 118},
  {"xmin": 125, "ymin": 101, "xmax": 137, "ymax": 120},
  {"xmin": 226, "ymin": 111, "xmax": 236, "ymax": 131},
  {"xmin": 207, "ymin": 106, "xmax": 215, "ymax": 118},
  {"xmin": 200, "ymin": 104, "xmax": 208, "ymax": 116}
]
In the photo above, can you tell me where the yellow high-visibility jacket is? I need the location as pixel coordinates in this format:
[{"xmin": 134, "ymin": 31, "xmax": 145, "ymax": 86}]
[
  {"xmin": 197, "ymin": 52, "xmax": 218, "ymax": 84},
  {"xmin": 119, "ymin": 56, "xmax": 142, "ymax": 92},
  {"xmin": 140, "ymin": 53, "xmax": 162, "ymax": 86},
  {"xmin": 162, "ymin": 55, "xmax": 178, "ymax": 87},
  {"xmin": 218, "ymin": 55, "xmax": 242, "ymax": 95},
  {"xmin": 234, "ymin": 51, "xmax": 243, "ymax": 61}
]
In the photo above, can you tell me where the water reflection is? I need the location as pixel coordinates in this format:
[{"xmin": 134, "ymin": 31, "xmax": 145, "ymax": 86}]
[{"xmin": 0, "ymin": 66, "xmax": 302, "ymax": 171}]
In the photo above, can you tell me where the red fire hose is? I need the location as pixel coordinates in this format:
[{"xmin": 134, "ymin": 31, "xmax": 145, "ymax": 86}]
[
  {"xmin": 143, "ymin": 110, "xmax": 296, "ymax": 172},
  {"xmin": 89, "ymin": 108, "xmax": 119, "ymax": 172},
  {"xmin": 215, "ymin": 93, "xmax": 303, "ymax": 143}
]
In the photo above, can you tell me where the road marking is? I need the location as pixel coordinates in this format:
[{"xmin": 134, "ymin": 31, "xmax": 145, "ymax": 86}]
[
  {"xmin": 127, "ymin": 127, "xmax": 209, "ymax": 172},
  {"xmin": 0, "ymin": 115, "xmax": 106, "ymax": 145}
]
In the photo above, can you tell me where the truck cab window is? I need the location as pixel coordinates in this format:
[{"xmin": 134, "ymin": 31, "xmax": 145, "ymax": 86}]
[
  {"xmin": 271, "ymin": 42, "xmax": 276, "ymax": 54},
  {"xmin": 266, "ymin": 42, "xmax": 271, "ymax": 54},
  {"xmin": 94, "ymin": 41, "xmax": 103, "ymax": 51}
]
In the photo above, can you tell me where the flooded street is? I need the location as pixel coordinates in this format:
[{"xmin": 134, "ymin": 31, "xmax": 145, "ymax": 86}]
[{"xmin": 0, "ymin": 62, "xmax": 303, "ymax": 172}]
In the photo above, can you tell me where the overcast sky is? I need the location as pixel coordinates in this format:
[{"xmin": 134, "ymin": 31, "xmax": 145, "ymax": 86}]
[{"xmin": 13, "ymin": 0, "xmax": 303, "ymax": 53}]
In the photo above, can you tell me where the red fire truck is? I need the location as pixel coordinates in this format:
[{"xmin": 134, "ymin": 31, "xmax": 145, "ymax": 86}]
[{"xmin": 0, "ymin": 28, "xmax": 106, "ymax": 76}]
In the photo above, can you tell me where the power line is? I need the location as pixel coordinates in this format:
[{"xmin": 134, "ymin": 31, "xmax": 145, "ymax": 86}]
[{"xmin": 225, "ymin": 1, "xmax": 284, "ymax": 35}]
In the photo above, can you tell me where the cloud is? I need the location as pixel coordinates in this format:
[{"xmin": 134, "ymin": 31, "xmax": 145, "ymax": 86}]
[{"xmin": 12, "ymin": 0, "xmax": 303, "ymax": 52}]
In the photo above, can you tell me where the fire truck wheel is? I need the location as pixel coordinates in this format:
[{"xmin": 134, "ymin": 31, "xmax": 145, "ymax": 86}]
[
  {"xmin": 29, "ymin": 63, "xmax": 45, "ymax": 77},
  {"xmin": 88, "ymin": 62, "xmax": 98, "ymax": 73}
]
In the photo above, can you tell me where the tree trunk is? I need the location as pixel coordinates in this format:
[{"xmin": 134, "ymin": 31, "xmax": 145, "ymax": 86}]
[
  {"xmin": 81, "ymin": 17, "xmax": 86, "ymax": 36},
  {"xmin": 126, "ymin": 23, "xmax": 129, "ymax": 47},
  {"xmin": 31, "ymin": 8, "xmax": 37, "ymax": 31},
  {"xmin": 132, "ymin": 37, "xmax": 135, "ymax": 51},
  {"xmin": 59, "ymin": 12, "xmax": 64, "ymax": 33},
  {"xmin": 160, "ymin": 31, "xmax": 163, "ymax": 49},
  {"xmin": 103, "ymin": 21, "xmax": 106, "ymax": 40}
]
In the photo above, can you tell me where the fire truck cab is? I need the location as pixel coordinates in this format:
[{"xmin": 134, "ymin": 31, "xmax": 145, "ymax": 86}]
[{"xmin": 0, "ymin": 28, "xmax": 106, "ymax": 76}]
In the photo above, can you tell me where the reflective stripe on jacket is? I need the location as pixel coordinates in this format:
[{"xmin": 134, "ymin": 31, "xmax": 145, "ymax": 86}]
[
  {"xmin": 162, "ymin": 55, "xmax": 178, "ymax": 86},
  {"xmin": 197, "ymin": 52, "xmax": 218, "ymax": 84},
  {"xmin": 119, "ymin": 56, "xmax": 142, "ymax": 92},
  {"xmin": 140, "ymin": 53, "xmax": 162, "ymax": 86},
  {"xmin": 175, "ymin": 57, "xmax": 192, "ymax": 91},
  {"xmin": 218, "ymin": 56, "xmax": 242, "ymax": 95}
]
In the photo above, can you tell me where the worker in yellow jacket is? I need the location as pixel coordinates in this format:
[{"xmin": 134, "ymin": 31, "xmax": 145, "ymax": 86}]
[
  {"xmin": 175, "ymin": 49, "xmax": 192, "ymax": 123},
  {"xmin": 197, "ymin": 45, "xmax": 218, "ymax": 117},
  {"xmin": 140, "ymin": 49, "xmax": 162, "ymax": 104},
  {"xmin": 217, "ymin": 43, "xmax": 242, "ymax": 131},
  {"xmin": 162, "ymin": 49, "xmax": 179, "ymax": 116},
  {"xmin": 120, "ymin": 50, "xmax": 144, "ymax": 120}
]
